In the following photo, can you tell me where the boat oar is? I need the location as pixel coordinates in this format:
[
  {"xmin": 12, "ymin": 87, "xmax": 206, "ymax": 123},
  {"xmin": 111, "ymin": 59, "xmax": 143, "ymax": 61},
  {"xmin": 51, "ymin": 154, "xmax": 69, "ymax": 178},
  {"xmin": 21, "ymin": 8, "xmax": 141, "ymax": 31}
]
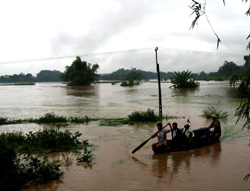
[{"xmin": 132, "ymin": 124, "xmax": 168, "ymax": 154}]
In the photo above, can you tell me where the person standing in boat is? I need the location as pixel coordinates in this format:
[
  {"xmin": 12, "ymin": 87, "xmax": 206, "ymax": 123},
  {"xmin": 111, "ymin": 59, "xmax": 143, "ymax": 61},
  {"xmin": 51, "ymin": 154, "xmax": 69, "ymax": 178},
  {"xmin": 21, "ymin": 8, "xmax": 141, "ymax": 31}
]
[
  {"xmin": 151, "ymin": 122, "xmax": 171, "ymax": 149},
  {"xmin": 208, "ymin": 114, "xmax": 221, "ymax": 140},
  {"xmin": 169, "ymin": 122, "xmax": 183, "ymax": 147}
]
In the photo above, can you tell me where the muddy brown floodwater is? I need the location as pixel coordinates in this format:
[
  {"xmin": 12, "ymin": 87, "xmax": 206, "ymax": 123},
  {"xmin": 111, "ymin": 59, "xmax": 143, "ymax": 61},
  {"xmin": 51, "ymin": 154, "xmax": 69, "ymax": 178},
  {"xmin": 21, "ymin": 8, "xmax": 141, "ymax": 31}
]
[{"xmin": 0, "ymin": 81, "xmax": 250, "ymax": 191}]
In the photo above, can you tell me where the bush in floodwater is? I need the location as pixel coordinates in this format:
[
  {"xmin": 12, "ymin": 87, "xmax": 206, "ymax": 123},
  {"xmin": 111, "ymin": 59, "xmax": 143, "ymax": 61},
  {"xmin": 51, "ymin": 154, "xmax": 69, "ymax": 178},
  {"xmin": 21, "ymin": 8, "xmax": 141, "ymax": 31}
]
[
  {"xmin": 128, "ymin": 109, "xmax": 159, "ymax": 122},
  {"xmin": 99, "ymin": 118, "xmax": 129, "ymax": 126},
  {"xmin": 37, "ymin": 112, "xmax": 67, "ymax": 123},
  {"xmin": 202, "ymin": 106, "xmax": 228, "ymax": 119},
  {"xmin": 0, "ymin": 129, "xmax": 89, "ymax": 152},
  {"xmin": 0, "ymin": 117, "xmax": 7, "ymax": 122},
  {"xmin": 24, "ymin": 129, "xmax": 89, "ymax": 152},
  {"xmin": 68, "ymin": 116, "xmax": 91, "ymax": 123},
  {"xmin": 0, "ymin": 141, "xmax": 63, "ymax": 190},
  {"xmin": 76, "ymin": 149, "xmax": 94, "ymax": 163},
  {"xmin": 0, "ymin": 131, "xmax": 26, "ymax": 149}
]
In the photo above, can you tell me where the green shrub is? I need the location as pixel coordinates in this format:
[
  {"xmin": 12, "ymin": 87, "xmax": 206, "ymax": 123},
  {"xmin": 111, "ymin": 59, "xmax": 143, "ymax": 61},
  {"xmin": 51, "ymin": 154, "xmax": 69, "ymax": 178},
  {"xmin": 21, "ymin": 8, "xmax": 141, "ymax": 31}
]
[
  {"xmin": 0, "ymin": 129, "xmax": 89, "ymax": 153},
  {"xmin": 27, "ymin": 113, "xmax": 91, "ymax": 124},
  {"xmin": 202, "ymin": 106, "xmax": 228, "ymax": 119},
  {"xmin": 0, "ymin": 141, "xmax": 63, "ymax": 190},
  {"xmin": 0, "ymin": 131, "xmax": 25, "ymax": 149},
  {"xmin": 0, "ymin": 117, "xmax": 7, "ymax": 122},
  {"xmin": 37, "ymin": 113, "xmax": 67, "ymax": 123},
  {"xmin": 128, "ymin": 109, "xmax": 159, "ymax": 122},
  {"xmin": 69, "ymin": 116, "xmax": 91, "ymax": 123},
  {"xmin": 76, "ymin": 150, "xmax": 94, "ymax": 163}
]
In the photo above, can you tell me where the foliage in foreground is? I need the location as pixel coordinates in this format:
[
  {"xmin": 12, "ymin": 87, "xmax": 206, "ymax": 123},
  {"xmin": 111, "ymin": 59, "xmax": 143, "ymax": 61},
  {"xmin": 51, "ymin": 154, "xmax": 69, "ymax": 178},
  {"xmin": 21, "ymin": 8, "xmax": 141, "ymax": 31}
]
[
  {"xmin": 202, "ymin": 106, "xmax": 228, "ymax": 119},
  {"xmin": 170, "ymin": 70, "xmax": 200, "ymax": 88},
  {"xmin": 0, "ymin": 140, "xmax": 63, "ymax": 191},
  {"xmin": 0, "ymin": 128, "xmax": 89, "ymax": 153},
  {"xmin": 229, "ymin": 71, "xmax": 250, "ymax": 130}
]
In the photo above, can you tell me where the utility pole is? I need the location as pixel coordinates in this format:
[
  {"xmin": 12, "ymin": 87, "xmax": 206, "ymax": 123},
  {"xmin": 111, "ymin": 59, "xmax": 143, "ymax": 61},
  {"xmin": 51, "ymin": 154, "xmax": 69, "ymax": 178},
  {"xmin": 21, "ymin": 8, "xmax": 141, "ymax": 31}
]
[{"xmin": 155, "ymin": 47, "xmax": 162, "ymax": 118}]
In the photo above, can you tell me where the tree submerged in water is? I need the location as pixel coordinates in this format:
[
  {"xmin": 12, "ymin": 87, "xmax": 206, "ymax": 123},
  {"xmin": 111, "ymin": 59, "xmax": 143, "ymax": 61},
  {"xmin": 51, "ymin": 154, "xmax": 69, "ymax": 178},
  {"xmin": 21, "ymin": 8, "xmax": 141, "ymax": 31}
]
[
  {"xmin": 120, "ymin": 71, "xmax": 142, "ymax": 86},
  {"xmin": 61, "ymin": 56, "xmax": 99, "ymax": 86},
  {"xmin": 170, "ymin": 70, "xmax": 200, "ymax": 88}
]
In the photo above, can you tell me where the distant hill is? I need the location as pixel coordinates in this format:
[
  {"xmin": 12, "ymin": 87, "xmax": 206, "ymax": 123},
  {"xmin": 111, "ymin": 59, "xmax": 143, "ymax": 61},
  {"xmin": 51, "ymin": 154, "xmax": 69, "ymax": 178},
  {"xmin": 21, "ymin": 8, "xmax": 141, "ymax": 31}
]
[
  {"xmin": 98, "ymin": 68, "xmax": 174, "ymax": 80},
  {"xmin": 1, "ymin": 58, "xmax": 250, "ymax": 83}
]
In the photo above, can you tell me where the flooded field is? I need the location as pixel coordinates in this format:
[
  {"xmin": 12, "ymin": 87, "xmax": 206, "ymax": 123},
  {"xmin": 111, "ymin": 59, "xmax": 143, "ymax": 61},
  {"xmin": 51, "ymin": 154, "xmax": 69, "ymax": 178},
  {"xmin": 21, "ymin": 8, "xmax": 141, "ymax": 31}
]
[{"xmin": 0, "ymin": 81, "xmax": 250, "ymax": 191}]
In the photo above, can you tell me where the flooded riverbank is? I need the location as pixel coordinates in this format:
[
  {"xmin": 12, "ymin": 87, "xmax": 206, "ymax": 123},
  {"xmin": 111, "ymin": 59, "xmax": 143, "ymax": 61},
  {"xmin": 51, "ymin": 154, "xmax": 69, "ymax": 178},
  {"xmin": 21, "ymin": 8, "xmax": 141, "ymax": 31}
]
[{"xmin": 0, "ymin": 81, "xmax": 250, "ymax": 191}]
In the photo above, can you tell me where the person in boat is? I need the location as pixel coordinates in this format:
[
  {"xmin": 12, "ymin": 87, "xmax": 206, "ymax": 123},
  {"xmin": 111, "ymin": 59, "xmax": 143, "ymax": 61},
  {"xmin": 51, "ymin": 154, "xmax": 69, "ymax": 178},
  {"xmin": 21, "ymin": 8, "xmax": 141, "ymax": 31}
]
[
  {"xmin": 169, "ymin": 122, "xmax": 183, "ymax": 147},
  {"xmin": 151, "ymin": 122, "xmax": 171, "ymax": 149},
  {"xmin": 208, "ymin": 114, "xmax": 221, "ymax": 140}
]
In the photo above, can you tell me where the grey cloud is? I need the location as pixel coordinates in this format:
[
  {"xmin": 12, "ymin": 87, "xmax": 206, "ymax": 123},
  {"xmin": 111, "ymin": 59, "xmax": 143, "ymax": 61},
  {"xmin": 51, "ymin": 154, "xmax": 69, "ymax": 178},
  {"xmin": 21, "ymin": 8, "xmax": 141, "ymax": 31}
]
[
  {"xmin": 93, "ymin": 48, "xmax": 245, "ymax": 74},
  {"xmin": 50, "ymin": 0, "xmax": 155, "ymax": 55}
]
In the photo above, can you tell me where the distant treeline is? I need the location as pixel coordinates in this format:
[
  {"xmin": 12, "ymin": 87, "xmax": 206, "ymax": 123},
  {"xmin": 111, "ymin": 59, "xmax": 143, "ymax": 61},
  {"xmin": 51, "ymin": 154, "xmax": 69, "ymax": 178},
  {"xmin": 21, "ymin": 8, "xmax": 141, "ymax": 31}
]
[
  {"xmin": 99, "ymin": 68, "xmax": 174, "ymax": 81},
  {"xmin": 1, "ymin": 57, "xmax": 250, "ymax": 83},
  {"xmin": 99, "ymin": 59, "xmax": 250, "ymax": 81},
  {"xmin": 0, "ymin": 70, "xmax": 63, "ymax": 83}
]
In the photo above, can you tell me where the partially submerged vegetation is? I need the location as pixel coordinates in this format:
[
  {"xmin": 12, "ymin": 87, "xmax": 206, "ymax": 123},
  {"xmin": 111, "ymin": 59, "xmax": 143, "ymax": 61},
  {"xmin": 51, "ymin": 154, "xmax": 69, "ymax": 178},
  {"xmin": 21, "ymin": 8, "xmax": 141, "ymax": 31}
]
[
  {"xmin": 0, "ymin": 117, "xmax": 21, "ymax": 125},
  {"xmin": 99, "ymin": 118, "xmax": 130, "ymax": 126},
  {"xmin": 99, "ymin": 109, "xmax": 177, "ymax": 126},
  {"xmin": 0, "ymin": 128, "xmax": 91, "ymax": 190},
  {"xmin": 202, "ymin": 106, "xmax": 228, "ymax": 119},
  {"xmin": 170, "ymin": 70, "xmax": 200, "ymax": 88},
  {"xmin": 0, "ymin": 142, "xmax": 63, "ymax": 191},
  {"xmin": 30, "ymin": 113, "xmax": 91, "ymax": 124},
  {"xmin": 128, "ymin": 109, "xmax": 159, "ymax": 122},
  {"xmin": 0, "ymin": 113, "xmax": 91, "ymax": 125},
  {"xmin": 61, "ymin": 56, "xmax": 99, "ymax": 86},
  {"xmin": 76, "ymin": 149, "xmax": 95, "ymax": 164},
  {"xmin": 1, "ymin": 110, "xmax": 177, "ymax": 127},
  {"xmin": 0, "ymin": 129, "xmax": 89, "ymax": 153}
]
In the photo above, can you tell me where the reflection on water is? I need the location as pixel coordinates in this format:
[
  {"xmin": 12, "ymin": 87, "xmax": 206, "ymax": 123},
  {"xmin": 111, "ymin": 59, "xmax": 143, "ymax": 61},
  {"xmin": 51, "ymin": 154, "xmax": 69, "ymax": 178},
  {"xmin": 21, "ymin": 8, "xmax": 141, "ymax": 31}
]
[
  {"xmin": 150, "ymin": 142, "xmax": 222, "ymax": 180},
  {"xmin": 131, "ymin": 142, "xmax": 222, "ymax": 182},
  {"xmin": 26, "ymin": 179, "xmax": 63, "ymax": 191},
  {"xmin": 171, "ymin": 88, "xmax": 199, "ymax": 97},
  {"xmin": 64, "ymin": 85, "xmax": 99, "ymax": 97}
]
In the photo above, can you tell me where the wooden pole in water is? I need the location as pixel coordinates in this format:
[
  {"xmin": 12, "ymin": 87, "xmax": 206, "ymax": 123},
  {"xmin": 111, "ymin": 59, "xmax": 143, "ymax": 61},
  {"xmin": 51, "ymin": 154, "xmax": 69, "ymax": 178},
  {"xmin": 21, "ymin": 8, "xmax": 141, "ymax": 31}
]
[{"xmin": 155, "ymin": 47, "xmax": 162, "ymax": 118}]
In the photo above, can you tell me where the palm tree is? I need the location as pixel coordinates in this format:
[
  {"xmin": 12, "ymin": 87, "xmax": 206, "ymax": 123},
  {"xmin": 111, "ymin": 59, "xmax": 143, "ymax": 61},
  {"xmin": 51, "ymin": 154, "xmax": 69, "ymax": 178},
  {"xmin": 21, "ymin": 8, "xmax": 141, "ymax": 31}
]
[{"xmin": 170, "ymin": 70, "xmax": 199, "ymax": 88}]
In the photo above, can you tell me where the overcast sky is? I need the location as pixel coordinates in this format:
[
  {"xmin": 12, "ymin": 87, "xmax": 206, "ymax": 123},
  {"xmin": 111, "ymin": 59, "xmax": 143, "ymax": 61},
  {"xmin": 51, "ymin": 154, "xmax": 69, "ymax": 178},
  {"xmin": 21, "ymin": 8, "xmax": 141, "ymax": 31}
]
[{"xmin": 0, "ymin": 0, "xmax": 249, "ymax": 76}]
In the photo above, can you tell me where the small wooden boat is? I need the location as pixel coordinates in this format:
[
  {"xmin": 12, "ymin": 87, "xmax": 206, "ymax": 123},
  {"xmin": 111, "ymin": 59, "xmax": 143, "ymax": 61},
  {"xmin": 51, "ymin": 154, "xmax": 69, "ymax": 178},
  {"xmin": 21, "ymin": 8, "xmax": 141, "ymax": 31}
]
[{"xmin": 152, "ymin": 127, "xmax": 220, "ymax": 154}]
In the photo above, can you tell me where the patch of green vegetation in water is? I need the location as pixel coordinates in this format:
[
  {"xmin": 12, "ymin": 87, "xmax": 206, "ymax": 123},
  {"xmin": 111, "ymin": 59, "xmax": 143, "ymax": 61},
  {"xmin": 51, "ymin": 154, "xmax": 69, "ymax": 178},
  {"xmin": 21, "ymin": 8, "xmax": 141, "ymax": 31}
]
[
  {"xmin": 99, "ymin": 118, "xmax": 130, "ymax": 126},
  {"xmin": 0, "ymin": 128, "xmax": 90, "ymax": 153},
  {"xmin": 107, "ymin": 102, "xmax": 123, "ymax": 107},
  {"xmin": 0, "ymin": 128, "xmax": 94, "ymax": 190}
]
